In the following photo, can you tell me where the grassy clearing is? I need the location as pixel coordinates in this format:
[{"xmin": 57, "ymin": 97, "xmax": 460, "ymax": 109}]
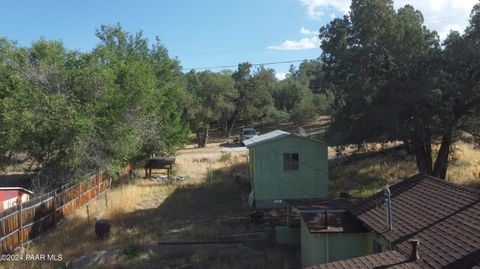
[
  {"xmin": 174, "ymin": 151, "xmax": 248, "ymax": 183},
  {"xmin": 330, "ymin": 142, "xmax": 480, "ymax": 198},
  {"xmin": 445, "ymin": 142, "xmax": 480, "ymax": 187},
  {"xmin": 5, "ymin": 149, "xmax": 297, "ymax": 269}
]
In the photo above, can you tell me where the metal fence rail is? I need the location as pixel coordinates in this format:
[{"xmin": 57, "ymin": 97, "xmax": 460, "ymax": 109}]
[{"xmin": 0, "ymin": 164, "xmax": 130, "ymax": 253}]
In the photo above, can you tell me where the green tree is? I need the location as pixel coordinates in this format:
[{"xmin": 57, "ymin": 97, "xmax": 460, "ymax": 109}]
[
  {"xmin": 0, "ymin": 24, "xmax": 189, "ymax": 190},
  {"xmin": 319, "ymin": 0, "xmax": 467, "ymax": 179},
  {"xmin": 0, "ymin": 38, "xmax": 93, "ymax": 190},
  {"xmin": 87, "ymin": 24, "xmax": 189, "ymax": 170},
  {"xmin": 434, "ymin": 4, "xmax": 480, "ymax": 177},
  {"xmin": 272, "ymin": 63, "xmax": 332, "ymax": 124},
  {"xmin": 185, "ymin": 70, "xmax": 236, "ymax": 147},
  {"xmin": 228, "ymin": 63, "xmax": 275, "ymax": 133},
  {"xmin": 288, "ymin": 60, "xmax": 327, "ymax": 94}
]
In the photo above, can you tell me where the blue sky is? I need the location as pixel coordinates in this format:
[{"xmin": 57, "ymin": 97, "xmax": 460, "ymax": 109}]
[{"xmin": 0, "ymin": 0, "xmax": 477, "ymax": 79}]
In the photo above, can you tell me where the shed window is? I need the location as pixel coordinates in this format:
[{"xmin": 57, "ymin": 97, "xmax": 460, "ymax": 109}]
[{"xmin": 283, "ymin": 153, "xmax": 299, "ymax": 171}]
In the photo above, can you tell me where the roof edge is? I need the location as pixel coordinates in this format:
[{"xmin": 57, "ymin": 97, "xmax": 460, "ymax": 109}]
[{"xmin": 0, "ymin": 187, "xmax": 34, "ymax": 194}]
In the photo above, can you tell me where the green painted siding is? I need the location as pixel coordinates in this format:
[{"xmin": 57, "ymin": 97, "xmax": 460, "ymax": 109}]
[
  {"xmin": 328, "ymin": 233, "xmax": 370, "ymax": 261},
  {"xmin": 300, "ymin": 219, "xmax": 371, "ymax": 267},
  {"xmin": 301, "ymin": 219, "xmax": 319, "ymax": 266},
  {"xmin": 275, "ymin": 226, "xmax": 300, "ymax": 246},
  {"xmin": 250, "ymin": 136, "xmax": 328, "ymax": 208},
  {"xmin": 370, "ymin": 232, "xmax": 391, "ymax": 252}
]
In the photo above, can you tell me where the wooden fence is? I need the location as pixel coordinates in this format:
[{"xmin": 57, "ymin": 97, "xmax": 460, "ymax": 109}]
[{"xmin": 0, "ymin": 165, "xmax": 131, "ymax": 253}]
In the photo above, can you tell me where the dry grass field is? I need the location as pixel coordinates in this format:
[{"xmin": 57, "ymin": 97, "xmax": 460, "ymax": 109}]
[
  {"xmin": 329, "ymin": 141, "xmax": 480, "ymax": 198},
  {"xmin": 3, "ymin": 147, "xmax": 296, "ymax": 269}
]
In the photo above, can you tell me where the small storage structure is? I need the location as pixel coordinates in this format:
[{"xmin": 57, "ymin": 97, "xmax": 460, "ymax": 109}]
[
  {"xmin": 144, "ymin": 157, "xmax": 175, "ymax": 178},
  {"xmin": 287, "ymin": 199, "xmax": 370, "ymax": 267},
  {"xmin": 244, "ymin": 130, "xmax": 328, "ymax": 209},
  {"xmin": 0, "ymin": 187, "xmax": 33, "ymax": 211}
]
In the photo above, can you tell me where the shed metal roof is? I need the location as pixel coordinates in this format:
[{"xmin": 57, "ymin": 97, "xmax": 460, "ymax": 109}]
[
  {"xmin": 243, "ymin": 130, "xmax": 290, "ymax": 148},
  {"xmin": 244, "ymin": 130, "xmax": 324, "ymax": 148}
]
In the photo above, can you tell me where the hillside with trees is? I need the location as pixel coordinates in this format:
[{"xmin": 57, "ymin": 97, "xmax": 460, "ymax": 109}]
[
  {"xmin": 0, "ymin": 25, "xmax": 330, "ymax": 191},
  {"xmin": 320, "ymin": 0, "xmax": 480, "ymax": 179}
]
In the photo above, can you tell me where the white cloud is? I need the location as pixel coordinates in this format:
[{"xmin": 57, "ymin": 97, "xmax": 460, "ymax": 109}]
[
  {"xmin": 275, "ymin": 72, "xmax": 288, "ymax": 80},
  {"xmin": 267, "ymin": 36, "xmax": 321, "ymax": 50},
  {"xmin": 299, "ymin": 0, "xmax": 477, "ymax": 39},
  {"xmin": 300, "ymin": 27, "xmax": 317, "ymax": 35},
  {"xmin": 394, "ymin": 0, "xmax": 477, "ymax": 39},
  {"xmin": 300, "ymin": 0, "xmax": 350, "ymax": 20}
]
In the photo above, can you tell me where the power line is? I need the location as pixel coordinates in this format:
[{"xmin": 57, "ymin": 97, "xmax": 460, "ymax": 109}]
[
  {"xmin": 170, "ymin": 40, "xmax": 286, "ymax": 55},
  {"xmin": 182, "ymin": 59, "xmax": 309, "ymax": 71}
]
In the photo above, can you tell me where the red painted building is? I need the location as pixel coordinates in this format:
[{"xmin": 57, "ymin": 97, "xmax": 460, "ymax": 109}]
[{"xmin": 0, "ymin": 187, "xmax": 33, "ymax": 211}]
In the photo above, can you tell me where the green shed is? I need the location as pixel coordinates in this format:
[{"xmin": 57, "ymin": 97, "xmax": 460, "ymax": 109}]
[
  {"xmin": 244, "ymin": 130, "xmax": 328, "ymax": 209},
  {"xmin": 275, "ymin": 199, "xmax": 388, "ymax": 268}
]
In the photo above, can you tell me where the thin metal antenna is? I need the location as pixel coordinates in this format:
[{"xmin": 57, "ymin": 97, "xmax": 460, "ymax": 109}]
[{"xmin": 384, "ymin": 188, "xmax": 392, "ymax": 230}]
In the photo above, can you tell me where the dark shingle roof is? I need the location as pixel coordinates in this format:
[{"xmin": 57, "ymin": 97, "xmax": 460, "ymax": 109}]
[
  {"xmin": 349, "ymin": 174, "xmax": 480, "ymax": 269},
  {"xmin": 305, "ymin": 174, "xmax": 480, "ymax": 269},
  {"xmin": 309, "ymin": 250, "xmax": 421, "ymax": 269}
]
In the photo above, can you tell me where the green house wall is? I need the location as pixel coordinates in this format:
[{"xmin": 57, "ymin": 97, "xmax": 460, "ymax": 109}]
[
  {"xmin": 250, "ymin": 136, "xmax": 328, "ymax": 208},
  {"xmin": 275, "ymin": 226, "xmax": 300, "ymax": 246},
  {"xmin": 300, "ymin": 219, "xmax": 391, "ymax": 267},
  {"xmin": 300, "ymin": 219, "xmax": 370, "ymax": 267}
]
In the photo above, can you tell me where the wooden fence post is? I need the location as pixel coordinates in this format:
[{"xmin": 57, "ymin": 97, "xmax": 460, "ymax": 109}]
[
  {"xmin": 86, "ymin": 204, "xmax": 90, "ymax": 225},
  {"xmin": 1, "ymin": 219, "xmax": 5, "ymax": 253},
  {"xmin": 53, "ymin": 191, "xmax": 57, "ymax": 226},
  {"xmin": 18, "ymin": 198, "xmax": 23, "ymax": 249},
  {"xmin": 105, "ymin": 190, "xmax": 109, "ymax": 218},
  {"xmin": 62, "ymin": 221, "xmax": 66, "ymax": 243}
]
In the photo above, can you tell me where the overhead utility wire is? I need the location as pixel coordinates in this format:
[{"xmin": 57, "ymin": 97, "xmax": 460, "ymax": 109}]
[
  {"xmin": 182, "ymin": 59, "xmax": 310, "ymax": 71},
  {"xmin": 170, "ymin": 40, "xmax": 285, "ymax": 54}
]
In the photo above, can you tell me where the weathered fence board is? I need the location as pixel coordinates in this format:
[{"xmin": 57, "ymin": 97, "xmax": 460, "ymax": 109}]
[{"xmin": 0, "ymin": 165, "xmax": 128, "ymax": 253}]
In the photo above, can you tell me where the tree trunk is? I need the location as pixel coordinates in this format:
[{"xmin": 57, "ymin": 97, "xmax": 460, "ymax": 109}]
[
  {"xmin": 223, "ymin": 121, "xmax": 229, "ymax": 138},
  {"xmin": 412, "ymin": 141, "xmax": 433, "ymax": 175},
  {"xmin": 432, "ymin": 133, "xmax": 452, "ymax": 179},
  {"xmin": 228, "ymin": 117, "xmax": 237, "ymax": 137},
  {"xmin": 403, "ymin": 139, "xmax": 413, "ymax": 155},
  {"xmin": 204, "ymin": 124, "xmax": 209, "ymax": 146},
  {"xmin": 196, "ymin": 131, "xmax": 205, "ymax": 148},
  {"xmin": 196, "ymin": 125, "xmax": 210, "ymax": 148}
]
